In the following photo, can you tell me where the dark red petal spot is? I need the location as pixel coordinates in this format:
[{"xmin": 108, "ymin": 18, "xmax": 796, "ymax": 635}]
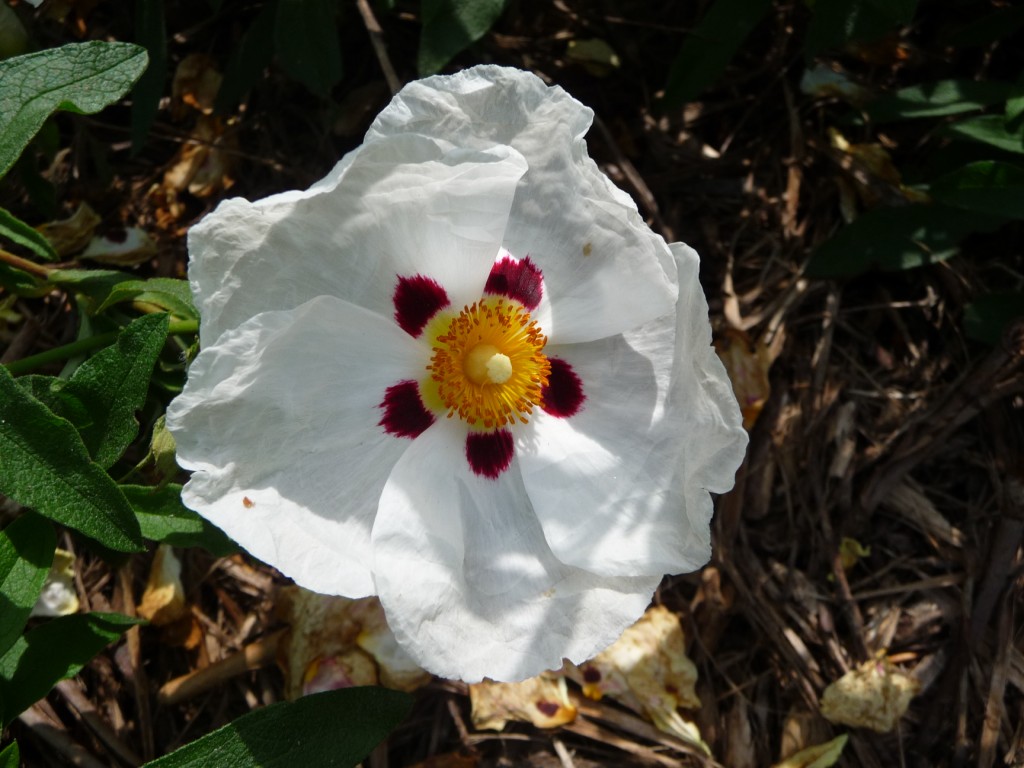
[
  {"xmin": 535, "ymin": 700, "xmax": 560, "ymax": 717},
  {"xmin": 484, "ymin": 255, "xmax": 543, "ymax": 310},
  {"xmin": 393, "ymin": 275, "xmax": 450, "ymax": 337},
  {"xmin": 541, "ymin": 357, "xmax": 585, "ymax": 418},
  {"xmin": 582, "ymin": 666, "xmax": 601, "ymax": 684},
  {"xmin": 465, "ymin": 429, "xmax": 514, "ymax": 479},
  {"xmin": 379, "ymin": 381, "xmax": 435, "ymax": 439}
]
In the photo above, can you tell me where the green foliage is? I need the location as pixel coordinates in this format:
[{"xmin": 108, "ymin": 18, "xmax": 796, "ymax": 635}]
[
  {"xmin": 0, "ymin": 364, "xmax": 144, "ymax": 553},
  {"xmin": 0, "ymin": 513, "xmax": 57, "ymax": 656},
  {"xmin": 0, "ymin": 41, "xmax": 148, "ymax": 179},
  {"xmin": 929, "ymin": 161, "xmax": 1024, "ymax": 220},
  {"xmin": 215, "ymin": 1, "xmax": 276, "ymax": 112},
  {"xmin": 806, "ymin": 204, "xmax": 1003, "ymax": 278},
  {"xmin": 54, "ymin": 313, "xmax": 170, "ymax": 469},
  {"xmin": 964, "ymin": 293, "xmax": 1024, "ymax": 346},
  {"xmin": 805, "ymin": 0, "xmax": 917, "ymax": 58},
  {"xmin": 275, "ymin": 0, "xmax": 343, "ymax": 97},
  {"xmin": 132, "ymin": 0, "xmax": 168, "ymax": 152},
  {"xmin": 0, "ymin": 741, "xmax": 18, "ymax": 768},
  {"xmin": 0, "ymin": 206, "xmax": 57, "ymax": 261},
  {"xmin": 123, "ymin": 484, "xmax": 236, "ymax": 555},
  {"xmin": 144, "ymin": 687, "xmax": 413, "ymax": 767},
  {"xmin": 0, "ymin": 612, "xmax": 140, "ymax": 726},
  {"xmin": 940, "ymin": 114, "xmax": 1024, "ymax": 154},
  {"xmin": 663, "ymin": 0, "xmax": 771, "ymax": 108},
  {"xmin": 418, "ymin": 0, "xmax": 507, "ymax": 76},
  {"xmin": 866, "ymin": 80, "xmax": 1014, "ymax": 122}
]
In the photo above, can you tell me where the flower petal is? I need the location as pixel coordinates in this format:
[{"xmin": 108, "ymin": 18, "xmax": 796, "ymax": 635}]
[
  {"xmin": 372, "ymin": 419, "xmax": 660, "ymax": 682},
  {"xmin": 518, "ymin": 243, "xmax": 748, "ymax": 577},
  {"xmin": 188, "ymin": 134, "xmax": 527, "ymax": 347},
  {"xmin": 368, "ymin": 65, "xmax": 677, "ymax": 343},
  {"xmin": 167, "ymin": 295, "xmax": 427, "ymax": 597}
]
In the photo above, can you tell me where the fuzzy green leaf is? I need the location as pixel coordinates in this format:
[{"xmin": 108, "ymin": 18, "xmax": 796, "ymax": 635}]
[
  {"xmin": 0, "ymin": 365, "xmax": 143, "ymax": 552},
  {"xmin": 0, "ymin": 612, "xmax": 140, "ymax": 727},
  {"xmin": 123, "ymin": 484, "xmax": 235, "ymax": 555},
  {"xmin": 60, "ymin": 313, "xmax": 170, "ymax": 469},
  {"xmin": 0, "ymin": 513, "xmax": 56, "ymax": 656},
  {"xmin": 95, "ymin": 278, "xmax": 198, "ymax": 319},
  {"xmin": 0, "ymin": 42, "xmax": 148, "ymax": 179},
  {"xmin": 144, "ymin": 687, "xmax": 412, "ymax": 768}
]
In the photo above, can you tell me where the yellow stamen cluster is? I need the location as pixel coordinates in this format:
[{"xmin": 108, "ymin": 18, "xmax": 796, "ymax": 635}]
[{"xmin": 426, "ymin": 298, "xmax": 550, "ymax": 429}]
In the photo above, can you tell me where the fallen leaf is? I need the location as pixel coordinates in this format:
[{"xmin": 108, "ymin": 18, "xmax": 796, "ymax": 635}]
[
  {"xmin": 568, "ymin": 605, "xmax": 706, "ymax": 750},
  {"xmin": 276, "ymin": 588, "xmax": 430, "ymax": 700},
  {"xmin": 772, "ymin": 734, "xmax": 848, "ymax": 768},
  {"xmin": 171, "ymin": 53, "xmax": 222, "ymax": 118},
  {"xmin": 838, "ymin": 537, "xmax": 870, "ymax": 570},
  {"xmin": 715, "ymin": 328, "xmax": 772, "ymax": 430},
  {"xmin": 138, "ymin": 544, "xmax": 189, "ymax": 626},
  {"xmin": 820, "ymin": 657, "xmax": 920, "ymax": 732},
  {"xmin": 35, "ymin": 203, "xmax": 101, "ymax": 257},
  {"xmin": 800, "ymin": 64, "xmax": 869, "ymax": 105},
  {"xmin": 30, "ymin": 548, "xmax": 79, "ymax": 618},
  {"xmin": 470, "ymin": 674, "xmax": 577, "ymax": 731},
  {"xmin": 80, "ymin": 227, "xmax": 158, "ymax": 266},
  {"xmin": 566, "ymin": 38, "xmax": 621, "ymax": 76}
]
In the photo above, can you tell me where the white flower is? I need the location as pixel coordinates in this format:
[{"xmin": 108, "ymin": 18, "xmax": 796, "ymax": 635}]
[{"xmin": 166, "ymin": 65, "xmax": 747, "ymax": 683}]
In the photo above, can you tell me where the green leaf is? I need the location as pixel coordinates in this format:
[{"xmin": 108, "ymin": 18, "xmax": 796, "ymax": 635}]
[
  {"xmin": 95, "ymin": 278, "xmax": 198, "ymax": 319},
  {"xmin": 275, "ymin": 0, "xmax": 343, "ymax": 97},
  {"xmin": 215, "ymin": 1, "xmax": 276, "ymax": 113},
  {"xmin": 0, "ymin": 612, "xmax": 140, "ymax": 726},
  {"xmin": 0, "ymin": 206, "xmax": 57, "ymax": 261},
  {"xmin": 123, "ymin": 484, "xmax": 236, "ymax": 555},
  {"xmin": 0, "ymin": 365, "xmax": 144, "ymax": 552},
  {"xmin": 662, "ymin": 0, "xmax": 771, "ymax": 107},
  {"xmin": 929, "ymin": 161, "xmax": 1024, "ymax": 220},
  {"xmin": 805, "ymin": 0, "xmax": 896, "ymax": 57},
  {"xmin": 1007, "ymin": 74, "xmax": 1024, "ymax": 126},
  {"xmin": 862, "ymin": 0, "xmax": 916, "ymax": 24},
  {"xmin": 964, "ymin": 293, "xmax": 1024, "ymax": 346},
  {"xmin": 418, "ymin": 0, "xmax": 507, "ymax": 76},
  {"xmin": 132, "ymin": 0, "xmax": 167, "ymax": 152},
  {"xmin": 866, "ymin": 79, "xmax": 1013, "ymax": 122},
  {"xmin": 806, "ymin": 204, "xmax": 1004, "ymax": 278},
  {"xmin": 0, "ymin": 262, "xmax": 46, "ymax": 297},
  {"xmin": 144, "ymin": 687, "xmax": 413, "ymax": 768},
  {"xmin": 60, "ymin": 314, "xmax": 170, "ymax": 469},
  {"xmin": 0, "ymin": 42, "xmax": 148, "ymax": 179},
  {"xmin": 940, "ymin": 114, "xmax": 1024, "ymax": 154},
  {"xmin": 0, "ymin": 740, "xmax": 18, "ymax": 768},
  {"xmin": 0, "ymin": 513, "xmax": 57, "ymax": 656}
]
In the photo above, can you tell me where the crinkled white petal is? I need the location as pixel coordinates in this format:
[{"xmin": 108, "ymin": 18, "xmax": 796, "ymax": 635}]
[
  {"xmin": 519, "ymin": 242, "xmax": 747, "ymax": 577},
  {"xmin": 189, "ymin": 134, "xmax": 527, "ymax": 346},
  {"xmin": 372, "ymin": 419, "xmax": 660, "ymax": 683},
  {"xmin": 167, "ymin": 295, "xmax": 427, "ymax": 597},
  {"xmin": 368, "ymin": 65, "xmax": 677, "ymax": 343}
]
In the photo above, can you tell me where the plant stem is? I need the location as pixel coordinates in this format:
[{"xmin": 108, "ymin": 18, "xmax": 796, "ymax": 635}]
[
  {"xmin": 0, "ymin": 247, "xmax": 54, "ymax": 278},
  {"xmin": 2, "ymin": 318, "xmax": 199, "ymax": 375}
]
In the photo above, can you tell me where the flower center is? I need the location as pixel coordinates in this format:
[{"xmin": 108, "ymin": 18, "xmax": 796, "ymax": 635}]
[{"xmin": 426, "ymin": 297, "xmax": 550, "ymax": 429}]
